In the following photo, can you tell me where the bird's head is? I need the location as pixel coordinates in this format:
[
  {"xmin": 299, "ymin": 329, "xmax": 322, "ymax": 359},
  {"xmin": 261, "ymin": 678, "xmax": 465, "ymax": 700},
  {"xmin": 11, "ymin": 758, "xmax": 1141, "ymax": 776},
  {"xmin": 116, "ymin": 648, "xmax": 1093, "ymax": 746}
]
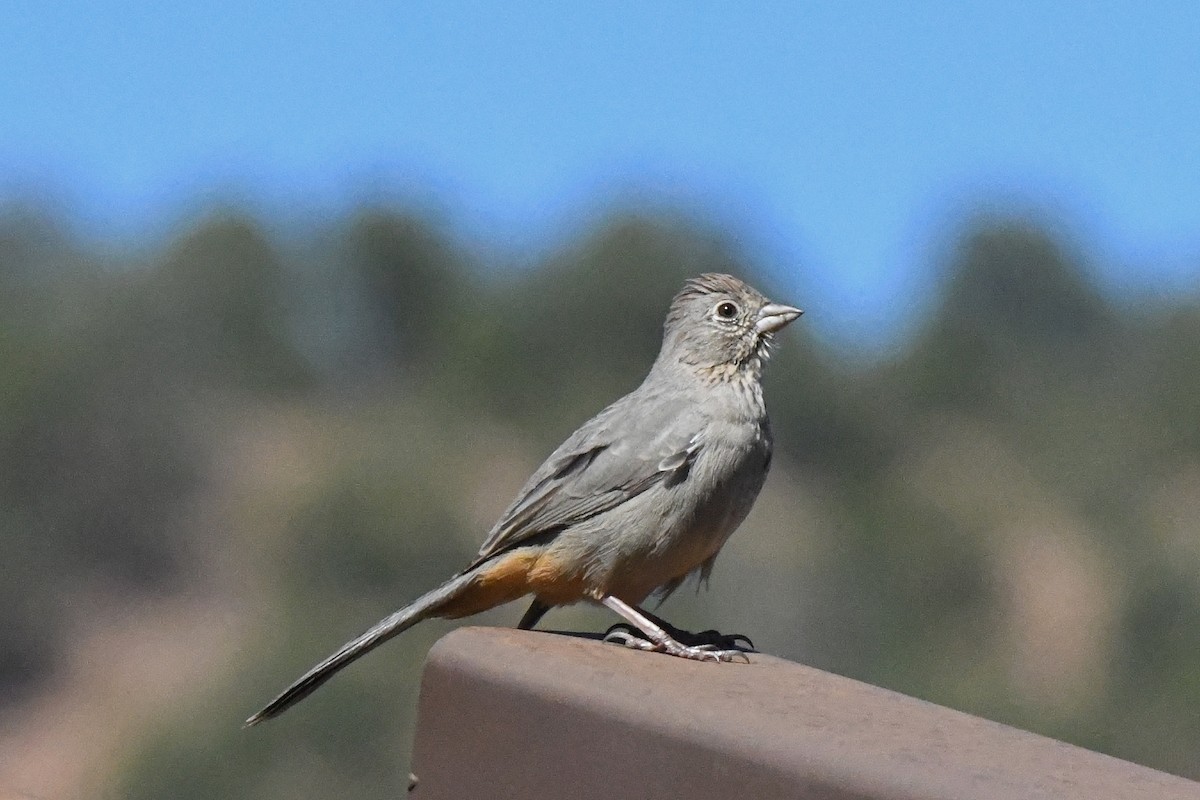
[{"xmin": 656, "ymin": 273, "xmax": 802, "ymax": 379}]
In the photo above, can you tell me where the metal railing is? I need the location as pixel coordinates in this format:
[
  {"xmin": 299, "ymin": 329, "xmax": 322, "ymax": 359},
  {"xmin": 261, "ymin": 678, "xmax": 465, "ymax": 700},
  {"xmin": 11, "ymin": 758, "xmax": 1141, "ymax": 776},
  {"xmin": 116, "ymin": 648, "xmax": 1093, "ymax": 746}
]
[{"xmin": 409, "ymin": 627, "xmax": 1200, "ymax": 799}]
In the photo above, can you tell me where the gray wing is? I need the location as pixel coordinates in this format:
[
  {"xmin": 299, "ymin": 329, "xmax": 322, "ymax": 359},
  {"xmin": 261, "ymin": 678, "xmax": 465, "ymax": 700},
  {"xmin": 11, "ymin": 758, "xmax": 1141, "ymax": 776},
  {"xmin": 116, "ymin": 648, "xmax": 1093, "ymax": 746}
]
[{"xmin": 469, "ymin": 390, "xmax": 703, "ymax": 568}]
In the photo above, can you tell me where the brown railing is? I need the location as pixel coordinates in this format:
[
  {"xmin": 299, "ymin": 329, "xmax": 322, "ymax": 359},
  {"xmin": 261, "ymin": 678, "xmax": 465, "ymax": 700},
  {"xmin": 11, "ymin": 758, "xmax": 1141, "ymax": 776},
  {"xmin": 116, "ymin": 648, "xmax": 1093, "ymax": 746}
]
[{"xmin": 409, "ymin": 627, "xmax": 1200, "ymax": 799}]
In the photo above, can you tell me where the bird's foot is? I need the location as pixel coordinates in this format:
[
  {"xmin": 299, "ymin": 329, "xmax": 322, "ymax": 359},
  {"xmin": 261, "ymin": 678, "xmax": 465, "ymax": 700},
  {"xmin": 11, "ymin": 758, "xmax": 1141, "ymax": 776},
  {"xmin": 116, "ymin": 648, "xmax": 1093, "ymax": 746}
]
[
  {"xmin": 603, "ymin": 626, "xmax": 750, "ymax": 663},
  {"xmin": 605, "ymin": 621, "xmax": 755, "ymax": 653}
]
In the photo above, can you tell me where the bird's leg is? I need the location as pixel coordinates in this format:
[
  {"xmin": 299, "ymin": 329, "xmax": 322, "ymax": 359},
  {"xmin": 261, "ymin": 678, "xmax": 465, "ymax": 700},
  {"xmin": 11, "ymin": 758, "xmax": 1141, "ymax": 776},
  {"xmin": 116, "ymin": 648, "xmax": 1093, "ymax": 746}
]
[
  {"xmin": 597, "ymin": 595, "xmax": 749, "ymax": 663},
  {"xmin": 607, "ymin": 605, "xmax": 755, "ymax": 651},
  {"xmin": 516, "ymin": 599, "xmax": 551, "ymax": 630}
]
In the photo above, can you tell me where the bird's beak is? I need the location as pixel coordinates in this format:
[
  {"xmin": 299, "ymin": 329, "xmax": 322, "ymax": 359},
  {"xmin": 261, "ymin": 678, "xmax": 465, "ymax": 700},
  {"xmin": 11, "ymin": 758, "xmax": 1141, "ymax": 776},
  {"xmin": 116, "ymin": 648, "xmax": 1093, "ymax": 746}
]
[{"xmin": 755, "ymin": 303, "xmax": 803, "ymax": 334}]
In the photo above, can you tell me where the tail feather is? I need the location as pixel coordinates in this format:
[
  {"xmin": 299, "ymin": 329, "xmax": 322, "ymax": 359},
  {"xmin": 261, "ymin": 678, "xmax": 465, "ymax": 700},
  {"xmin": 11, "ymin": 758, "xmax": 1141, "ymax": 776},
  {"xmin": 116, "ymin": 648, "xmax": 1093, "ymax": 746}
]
[{"xmin": 244, "ymin": 569, "xmax": 478, "ymax": 726}]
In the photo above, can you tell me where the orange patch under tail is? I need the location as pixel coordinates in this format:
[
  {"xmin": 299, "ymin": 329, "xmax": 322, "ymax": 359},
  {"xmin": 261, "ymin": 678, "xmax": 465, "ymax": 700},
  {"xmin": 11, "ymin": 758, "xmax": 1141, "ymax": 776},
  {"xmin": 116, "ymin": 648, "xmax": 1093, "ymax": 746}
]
[{"xmin": 437, "ymin": 551, "xmax": 541, "ymax": 619}]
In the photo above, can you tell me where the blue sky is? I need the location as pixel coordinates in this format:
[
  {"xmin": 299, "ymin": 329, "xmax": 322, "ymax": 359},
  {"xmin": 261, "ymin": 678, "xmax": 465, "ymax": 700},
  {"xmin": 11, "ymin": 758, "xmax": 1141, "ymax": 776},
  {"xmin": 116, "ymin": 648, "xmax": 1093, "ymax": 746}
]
[{"xmin": 2, "ymin": 2, "xmax": 1198, "ymax": 346}]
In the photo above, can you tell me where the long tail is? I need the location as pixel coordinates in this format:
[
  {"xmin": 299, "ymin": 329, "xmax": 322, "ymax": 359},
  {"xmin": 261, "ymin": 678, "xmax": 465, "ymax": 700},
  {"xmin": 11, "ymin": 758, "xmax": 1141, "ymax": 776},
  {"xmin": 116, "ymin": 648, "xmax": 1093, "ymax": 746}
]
[{"xmin": 244, "ymin": 568, "xmax": 480, "ymax": 726}]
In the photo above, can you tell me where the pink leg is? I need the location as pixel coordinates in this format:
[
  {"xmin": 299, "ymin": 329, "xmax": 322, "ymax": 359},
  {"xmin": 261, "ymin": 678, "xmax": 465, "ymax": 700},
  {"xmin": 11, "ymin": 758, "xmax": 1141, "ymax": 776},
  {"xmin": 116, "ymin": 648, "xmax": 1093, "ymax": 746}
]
[{"xmin": 597, "ymin": 594, "xmax": 749, "ymax": 663}]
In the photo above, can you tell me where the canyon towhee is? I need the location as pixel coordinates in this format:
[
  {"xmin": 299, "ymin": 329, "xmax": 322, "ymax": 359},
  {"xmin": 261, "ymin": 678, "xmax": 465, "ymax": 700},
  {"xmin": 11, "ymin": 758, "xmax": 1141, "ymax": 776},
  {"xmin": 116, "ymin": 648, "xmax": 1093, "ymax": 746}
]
[{"xmin": 247, "ymin": 272, "xmax": 801, "ymax": 725}]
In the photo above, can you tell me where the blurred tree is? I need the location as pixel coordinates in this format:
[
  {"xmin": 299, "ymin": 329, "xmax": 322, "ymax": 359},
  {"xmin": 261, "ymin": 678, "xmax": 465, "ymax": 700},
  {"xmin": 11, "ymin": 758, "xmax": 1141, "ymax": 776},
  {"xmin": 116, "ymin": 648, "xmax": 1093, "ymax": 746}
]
[
  {"xmin": 340, "ymin": 209, "xmax": 471, "ymax": 373},
  {"xmin": 905, "ymin": 220, "xmax": 1119, "ymax": 410},
  {"xmin": 0, "ymin": 215, "xmax": 69, "ymax": 699},
  {"xmin": 1145, "ymin": 306, "xmax": 1200, "ymax": 455},
  {"xmin": 0, "ymin": 215, "xmax": 194, "ymax": 698},
  {"xmin": 0, "ymin": 276, "xmax": 199, "ymax": 591},
  {"xmin": 153, "ymin": 212, "xmax": 310, "ymax": 393}
]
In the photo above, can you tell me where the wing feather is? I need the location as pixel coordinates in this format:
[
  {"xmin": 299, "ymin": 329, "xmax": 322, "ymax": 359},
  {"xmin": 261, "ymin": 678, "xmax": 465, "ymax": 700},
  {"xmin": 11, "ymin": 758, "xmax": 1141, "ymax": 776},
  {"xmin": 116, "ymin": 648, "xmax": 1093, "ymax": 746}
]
[{"xmin": 468, "ymin": 393, "xmax": 702, "ymax": 568}]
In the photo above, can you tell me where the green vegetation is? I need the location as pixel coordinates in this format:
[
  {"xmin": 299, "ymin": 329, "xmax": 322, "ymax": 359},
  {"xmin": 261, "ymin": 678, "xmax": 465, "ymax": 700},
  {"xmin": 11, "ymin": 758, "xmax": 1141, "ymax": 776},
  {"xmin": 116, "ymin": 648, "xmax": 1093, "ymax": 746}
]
[{"xmin": 1, "ymin": 203, "xmax": 1197, "ymax": 797}]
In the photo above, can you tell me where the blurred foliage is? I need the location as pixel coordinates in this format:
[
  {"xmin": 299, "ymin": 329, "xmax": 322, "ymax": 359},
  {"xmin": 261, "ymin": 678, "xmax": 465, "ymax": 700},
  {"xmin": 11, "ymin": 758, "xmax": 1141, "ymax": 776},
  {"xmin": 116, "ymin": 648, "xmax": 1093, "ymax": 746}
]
[{"xmin": 0, "ymin": 200, "xmax": 1198, "ymax": 797}]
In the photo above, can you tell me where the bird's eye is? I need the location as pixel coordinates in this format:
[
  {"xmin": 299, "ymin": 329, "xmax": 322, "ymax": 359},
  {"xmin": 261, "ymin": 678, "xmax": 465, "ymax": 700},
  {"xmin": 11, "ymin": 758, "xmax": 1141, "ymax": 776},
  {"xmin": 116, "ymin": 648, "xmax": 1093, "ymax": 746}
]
[{"xmin": 715, "ymin": 301, "xmax": 739, "ymax": 320}]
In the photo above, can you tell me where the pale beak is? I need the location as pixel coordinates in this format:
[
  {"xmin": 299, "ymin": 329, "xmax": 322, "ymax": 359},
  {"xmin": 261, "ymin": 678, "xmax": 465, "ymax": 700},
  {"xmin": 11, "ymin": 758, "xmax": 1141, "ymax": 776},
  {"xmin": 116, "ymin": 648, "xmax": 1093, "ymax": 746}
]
[{"xmin": 754, "ymin": 303, "xmax": 803, "ymax": 334}]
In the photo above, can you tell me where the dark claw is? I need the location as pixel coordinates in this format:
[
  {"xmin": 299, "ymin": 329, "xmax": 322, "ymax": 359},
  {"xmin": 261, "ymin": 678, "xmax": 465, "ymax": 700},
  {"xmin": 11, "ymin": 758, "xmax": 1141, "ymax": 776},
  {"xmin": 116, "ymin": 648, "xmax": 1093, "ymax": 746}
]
[
  {"xmin": 684, "ymin": 628, "xmax": 756, "ymax": 652},
  {"xmin": 719, "ymin": 634, "xmax": 754, "ymax": 650}
]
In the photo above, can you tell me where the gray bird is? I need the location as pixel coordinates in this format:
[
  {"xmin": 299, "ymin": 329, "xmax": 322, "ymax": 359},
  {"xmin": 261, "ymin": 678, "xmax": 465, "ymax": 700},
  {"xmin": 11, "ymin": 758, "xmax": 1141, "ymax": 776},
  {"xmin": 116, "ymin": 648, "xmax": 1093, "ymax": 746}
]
[{"xmin": 246, "ymin": 273, "xmax": 801, "ymax": 726}]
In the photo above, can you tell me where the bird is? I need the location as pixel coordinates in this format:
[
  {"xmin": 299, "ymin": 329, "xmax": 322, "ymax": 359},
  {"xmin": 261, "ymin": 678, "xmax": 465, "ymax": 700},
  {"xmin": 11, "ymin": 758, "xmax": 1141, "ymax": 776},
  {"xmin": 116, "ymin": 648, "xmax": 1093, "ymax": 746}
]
[{"xmin": 245, "ymin": 273, "xmax": 801, "ymax": 726}]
